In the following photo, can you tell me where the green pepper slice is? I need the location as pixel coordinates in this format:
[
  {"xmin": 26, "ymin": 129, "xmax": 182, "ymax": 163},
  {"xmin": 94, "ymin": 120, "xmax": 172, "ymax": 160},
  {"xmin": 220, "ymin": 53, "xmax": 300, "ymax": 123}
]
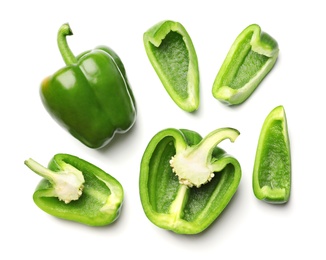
[
  {"xmin": 212, "ymin": 24, "xmax": 279, "ymax": 105},
  {"xmin": 24, "ymin": 153, "xmax": 124, "ymax": 226},
  {"xmin": 41, "ymin": 23, "xmax": 136, "ymax": 149},
  {"xmin": 139, "ymin": 128, "xmax": 241, "ymax": 234},
  {"xmin": 143, "ymin": 20, "xmax": 199, "ymax": 112},
  {"xmin": 253, "ymin": 106, "xmax": 291, "ymax": 204}
]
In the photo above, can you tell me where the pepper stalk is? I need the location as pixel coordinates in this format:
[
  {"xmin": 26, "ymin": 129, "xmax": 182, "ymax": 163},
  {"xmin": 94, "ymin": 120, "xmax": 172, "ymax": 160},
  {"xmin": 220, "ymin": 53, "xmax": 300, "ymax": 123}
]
[
  {"xmin": 170, "ymin": 128, "xmax": 240, "ymax": 188},
  {"xmin": 24, "ymin": 158, "xmax": 85, "ymax": 204},
  {"xmin": 57, "ymin": 23, "xmax": 78, "ymax": 65}
]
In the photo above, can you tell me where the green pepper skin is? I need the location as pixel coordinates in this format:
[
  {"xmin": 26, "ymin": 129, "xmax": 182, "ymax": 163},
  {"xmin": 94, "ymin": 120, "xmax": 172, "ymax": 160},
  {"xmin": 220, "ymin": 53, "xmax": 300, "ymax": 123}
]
[
  {"xmin": 143, "ymin": 20, "xmax": 199, "ymax": 112},
  {"xmin": 41, "ymin": 24, "xmax": 136, "ymax": 149},
  {"xmin": 212, "ymin": 24, "xmax": 279, "ymax": 105},
  {"xmin": 252, "ymin": 106, "xmax": 291, "ymax": 204},
  {"xmin": 26, "ymin": 154, "xmax": 124, "ymax": 226},
  {"xmin": 139, "ymin": 128, "xmax": 241, "ymax": 234}
]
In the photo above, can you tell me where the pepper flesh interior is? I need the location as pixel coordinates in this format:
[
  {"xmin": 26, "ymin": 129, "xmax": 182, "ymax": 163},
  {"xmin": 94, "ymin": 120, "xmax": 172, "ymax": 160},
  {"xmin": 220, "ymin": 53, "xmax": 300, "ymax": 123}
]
[
  {"xmin": 253, "ymin": 105, "xmax": 291, "ymax": 203},
  {"xmin": 149, "ymin": 31, "xmax": 189, "ymax": 100},
  {"xmin": 229, "ymin": 45, "xmax": 269, "ymax": 89},
  {"xmin": 258, "ymin": 120, "xmax": 290, "ymax": 190},
  {"xmin": 212, "ymin": 24, "xmax": 279, "ymax": 105},
  {"xmin": 143, "ymin": 20, "xmax": 199, "ymax": 113}
]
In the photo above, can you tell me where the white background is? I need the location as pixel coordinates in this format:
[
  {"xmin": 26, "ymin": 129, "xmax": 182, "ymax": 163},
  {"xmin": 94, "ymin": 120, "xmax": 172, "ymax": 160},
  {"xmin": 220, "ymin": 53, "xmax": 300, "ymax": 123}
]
[{"xmin": 1, "ymin": 0, "xmax": 325, "ymax": 259}]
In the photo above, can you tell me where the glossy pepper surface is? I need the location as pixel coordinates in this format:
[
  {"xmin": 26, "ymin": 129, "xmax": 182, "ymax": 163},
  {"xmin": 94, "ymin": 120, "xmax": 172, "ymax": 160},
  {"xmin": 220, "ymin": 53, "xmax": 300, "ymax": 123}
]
[
  {"xmin": 143, "ymin": 20, "xmax": 199, "ymax": 112},
  {"xmin": 41, "ymin": 23, "xmax": 136, "ymax": 149},
  {"xmin": 212, "ymin": 24, "xmax": 279, "ymax": 105},
  {"xmin": 139, "ymin": 128, "xmax": 241, "ymax": 234},
  {"xmin": 24, "ymin": 153, "xmax": 124, "ymax": 226},
  {"xmin": 253, "ymin": 105, "xmax": 291, "ymax": 204}
]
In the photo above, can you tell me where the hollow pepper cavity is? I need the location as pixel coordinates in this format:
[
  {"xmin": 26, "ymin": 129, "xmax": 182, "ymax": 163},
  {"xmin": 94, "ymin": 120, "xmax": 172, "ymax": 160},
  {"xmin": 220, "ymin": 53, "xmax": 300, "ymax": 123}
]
[
  {"xmin": 143, "ymin": 20, "xmax": 199, "ymax": 112},
  {"xmin": 40, "ymin": 23, "xmax": 136, "ymax": 149},
  {"xmin": 212, "ymin": 24, "xmax": 279, "ymax": 105},
  {"xmin": 139, "ymin": 128, "xmax": 241, "ymax": 234},
  {"xmin": 24, "ymin": 153, "xmax": 124, "ymax": 226}
]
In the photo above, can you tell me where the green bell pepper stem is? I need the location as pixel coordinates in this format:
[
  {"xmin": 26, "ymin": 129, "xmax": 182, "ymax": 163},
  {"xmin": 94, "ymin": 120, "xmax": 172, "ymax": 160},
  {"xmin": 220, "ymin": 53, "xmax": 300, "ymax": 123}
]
[
  {"xmin": 139, "ymin": 128, "xmax": 241, "ymax": 234},
  {"xmin": 171, "ymin": 128, "xmax": 240, "ymax": 188},
  {"xmin": 57, "ymin": 23, "xmax": 77, "ymax": 65},
  {"xmin": 41, "ymin": 23, "xmax": 136, "ymax": 149},
  {"xmin": 212, "ymin": 24, "xmax": 279, "ymax": 105},
  {"xmin": 252, "ymin": 105, "xmax": 291, "ymax": 204},
  {"xmin": 24, "ymin": 154, "xmax": 124, "ymax": 226},
  {"xmin": 25, "ymin": 158, "xmax": 85, "ymax": 204},
  {"xmin": 143, "ymin": 20, "xmax": 199, "ymax": 112}
]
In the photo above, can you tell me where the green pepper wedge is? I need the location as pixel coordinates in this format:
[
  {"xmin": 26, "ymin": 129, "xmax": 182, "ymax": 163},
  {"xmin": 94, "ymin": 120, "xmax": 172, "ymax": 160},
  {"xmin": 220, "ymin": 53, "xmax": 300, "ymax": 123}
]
[
  {"xmin": 143, "ymin": 20, "xmax": 199, "ymax": 112},
  {"xmin": 41, "ymin": 23, "xmax": 136, "ymax": 149},
  {"xmin": 139, "ymin": 128, "xmax": 241, "ymax": 234},
  {"xmin": 253, "ymin": 105, "xmax": 291, "ymax": 204},
  {"xmin": 212, "ymin": 24, "xmax": 279, "ymax": 105},
  {"xmin": 24, "ymin": 153, "xmax": 124, "ymax": 226}
]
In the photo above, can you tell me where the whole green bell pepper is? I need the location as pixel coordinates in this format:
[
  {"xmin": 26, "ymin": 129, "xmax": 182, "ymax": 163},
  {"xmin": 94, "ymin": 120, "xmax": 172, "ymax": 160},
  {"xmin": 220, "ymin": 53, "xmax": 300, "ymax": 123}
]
[
  {"xmin": 41, "ymin": 23, "xmax": 136, "ymax": 149},
  {"xmin": 139, "ymin": 128, "xmax": 241, "ymax": 234},
  {"xmin": 24, "ymin": 153, "xmax": 124, "ymax": 226}
]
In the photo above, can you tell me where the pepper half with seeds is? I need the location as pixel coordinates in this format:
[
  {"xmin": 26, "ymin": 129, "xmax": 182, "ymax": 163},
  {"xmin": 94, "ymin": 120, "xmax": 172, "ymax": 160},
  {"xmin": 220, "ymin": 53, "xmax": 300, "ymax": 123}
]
[
  {"xmin": 139, "ymin": 128, "xmax": 241, "ymax": 234},
  {"xmin": 24, "ymin": 153, "xmax": 124, "ymax": 226}
]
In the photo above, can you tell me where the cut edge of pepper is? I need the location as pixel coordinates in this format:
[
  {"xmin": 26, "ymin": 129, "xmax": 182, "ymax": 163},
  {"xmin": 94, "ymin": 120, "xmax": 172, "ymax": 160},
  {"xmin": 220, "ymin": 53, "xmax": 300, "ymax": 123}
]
[
  {"xmin": 252, "ymin": 105, "xmax": 291, "ymax": 204},
  {"xmin": 212, "ymin": 24, "xmax": 279, "ymax": 105},
  {"xmin": 143, "ymin": 20, "xmax": 199, "ymax": 112}
]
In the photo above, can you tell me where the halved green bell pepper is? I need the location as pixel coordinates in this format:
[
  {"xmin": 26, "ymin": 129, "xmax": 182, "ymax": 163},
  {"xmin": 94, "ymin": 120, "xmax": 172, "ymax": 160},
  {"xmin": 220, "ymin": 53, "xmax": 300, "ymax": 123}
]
[
  {"xmin": 24, "ymin": 153, "xmax": 124, "ymax": 226},
  {"xmin": 41, "ymin": 23, "xmax": 136, "ymax": 149},
  {"xmin": 253, "ymin": 105, "xmax": 291, "ymax": 204},
  {"xmin": 212, "ymin": 24, "xmax": 279, "ymax": 105},
  {"xmin": 143, "ymin": 20, "xmax": 199, "ymax": 112},
  {"xmin": 139, "ymin": 128, "xmax": 241, "ymax": 234}
]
